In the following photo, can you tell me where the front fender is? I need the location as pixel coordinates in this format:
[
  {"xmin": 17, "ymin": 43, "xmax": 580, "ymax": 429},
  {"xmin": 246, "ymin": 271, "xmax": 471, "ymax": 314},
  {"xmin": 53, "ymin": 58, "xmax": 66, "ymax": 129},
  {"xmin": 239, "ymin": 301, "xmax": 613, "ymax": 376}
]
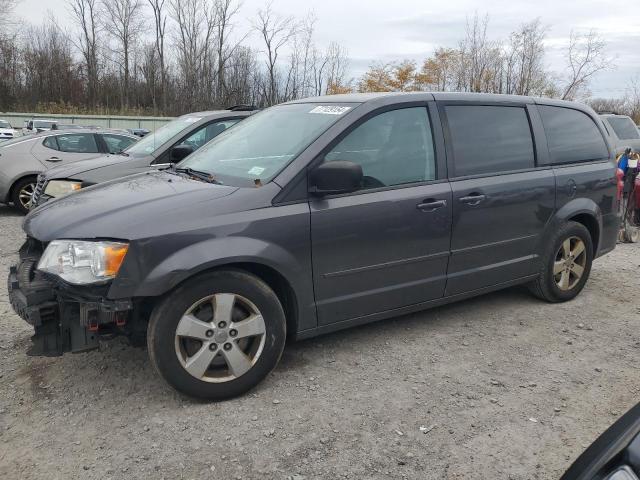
[
  {"xmin": 118, "ymin": 236, "xmax": 305, "ymax": 297},
  {"xmin": 108, "ymin": 229, "xmax": 317, "ymax": 332}
]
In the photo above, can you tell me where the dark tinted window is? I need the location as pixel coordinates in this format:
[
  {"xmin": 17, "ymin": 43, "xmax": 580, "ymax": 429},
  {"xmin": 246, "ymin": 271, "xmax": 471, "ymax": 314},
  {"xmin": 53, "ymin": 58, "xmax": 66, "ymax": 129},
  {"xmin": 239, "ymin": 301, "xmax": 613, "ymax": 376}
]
[
  {"xmin": 178, "ymin": 119, "xmax": 240, "ymax": 151},
  {"xmin": 539, "ymin": 106, "xmax": 608, "ymax": 164},
  {"xmin": 55, "ymin": 133, "xmax": 99, "ymax": 153},
  {"xmin": 101, "ymin": 134, "xmax": 137, "ymax": 154},
  {"xmin": 607, "ymin": 116, "xmax": 640, "ymax": 140},
  {"xmin": 43, "ymin": 136, "xmax": 59, "ymax": 151},
  {"xmin": 445, "ymin": 106, "xmax": 534, "ymax": 176},
  {"xmin": 325, "ymin": 107, "xmax": 436, "ymax": 189}
]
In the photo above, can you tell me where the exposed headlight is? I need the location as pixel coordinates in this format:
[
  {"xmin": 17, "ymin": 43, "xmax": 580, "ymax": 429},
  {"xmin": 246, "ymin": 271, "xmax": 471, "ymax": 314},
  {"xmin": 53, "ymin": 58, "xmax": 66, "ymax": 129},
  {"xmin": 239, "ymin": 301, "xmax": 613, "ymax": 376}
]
[
  {"xmin": 37, "ymin": 240, "xmax": 129, "ymax": 284},
  {"xmin": 43, "ymin": 180, "xmax": 83, "ymax": 198}
]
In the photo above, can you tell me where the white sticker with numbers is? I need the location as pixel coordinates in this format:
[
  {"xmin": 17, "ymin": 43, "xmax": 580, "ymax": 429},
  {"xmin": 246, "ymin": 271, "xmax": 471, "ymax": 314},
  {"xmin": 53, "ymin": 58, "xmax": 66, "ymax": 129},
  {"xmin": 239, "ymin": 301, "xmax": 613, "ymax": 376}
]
[{"xmin": 309, "ymin": 106, "xmax": 352, "ymax": 115}]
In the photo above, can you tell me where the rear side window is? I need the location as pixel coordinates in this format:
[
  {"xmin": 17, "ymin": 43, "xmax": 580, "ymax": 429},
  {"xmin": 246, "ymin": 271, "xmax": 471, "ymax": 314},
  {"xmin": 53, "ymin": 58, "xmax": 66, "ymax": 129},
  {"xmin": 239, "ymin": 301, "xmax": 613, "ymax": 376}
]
[
  {"xmin": 606, "ymin": 116, "xmax": 640, "ymax": 140},
  {"xmin": 539, "ymin": 106, "xmax": 609, "ymax": 164},
  {"xmin": 178, "ymin": 120, "xmax": 240, "ymax": 151},
  {"xmin": 55, "ymin": 134, "xmax": 99, "ymax": 154},
  {"xmin": 445, "ymin": 105, "xmax": 535, "ymax": 177}
]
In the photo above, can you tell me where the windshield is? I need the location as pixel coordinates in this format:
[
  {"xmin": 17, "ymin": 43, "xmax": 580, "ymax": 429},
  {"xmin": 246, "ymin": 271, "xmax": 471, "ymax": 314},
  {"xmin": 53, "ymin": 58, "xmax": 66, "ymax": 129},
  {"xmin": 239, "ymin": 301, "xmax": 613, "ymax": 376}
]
[
  {"xmin": 33, "ymin": 120, "xmax": 56, "ymax": 129},
  {"xmin": 179, "ymin": 103, "xmax": 354, "ymax": 185},
  {"xmin": 0, "ymin": 121, "xmax": 11, "ymax": 129},
  {"xmin": 125, "ymin": 116, "xmax": 202, "ymax": 156}
]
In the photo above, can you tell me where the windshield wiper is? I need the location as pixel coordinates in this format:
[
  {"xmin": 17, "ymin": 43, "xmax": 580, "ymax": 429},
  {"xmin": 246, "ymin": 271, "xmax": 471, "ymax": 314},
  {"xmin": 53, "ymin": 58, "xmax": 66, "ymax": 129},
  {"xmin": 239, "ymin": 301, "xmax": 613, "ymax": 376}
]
[{"xmin": 172, "ymin": 166, "xmax": 221, "ymax": 184}]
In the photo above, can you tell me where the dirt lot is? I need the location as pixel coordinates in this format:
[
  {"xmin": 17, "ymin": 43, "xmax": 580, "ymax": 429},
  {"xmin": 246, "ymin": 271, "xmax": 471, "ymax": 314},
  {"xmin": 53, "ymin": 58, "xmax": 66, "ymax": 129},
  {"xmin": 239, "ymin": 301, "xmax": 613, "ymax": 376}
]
[{"xmin": 0, "ymin": 205, "xmax": 638, "ymax": 480}]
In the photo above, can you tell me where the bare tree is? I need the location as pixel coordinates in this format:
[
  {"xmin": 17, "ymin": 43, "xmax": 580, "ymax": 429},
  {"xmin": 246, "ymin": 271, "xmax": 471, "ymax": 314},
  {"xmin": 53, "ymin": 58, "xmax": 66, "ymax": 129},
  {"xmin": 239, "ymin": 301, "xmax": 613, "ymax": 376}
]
[
  {"xmin": 253, "ymin": 2, "xmax": 297, "ymax": 105},
  {"xmin": 170, "ymin": 0, "xmax": 221, "ymax": 110},
  {"xmin": 561, "ymin": 30, "xmax": 611, "ymax": 100},
  {"xmin": 459, "ymin": 13, "xmax": 493, "ymax": 92},
  {"xmin": 22, "ymin": 18, "xmax": 80, "ymax": 107},
  {"xmin": 323, "ymin": 42, "xmax": 349, "ymax": 94},
  {"xmin": 147, "ymin": 0, "xmax": 168, "ymax": 111},
  {"xmin": 68, "ymin": 0, "xmax": 101, "ymax": 107},
  {"xmin": 100, "ymin": 0, "xmax": 144, "ymax": 110},
  {"xmin": 0, "ymin": 0, "xmax": 19, "ymax": 33},
  {"xmin": 504, "ymin": 19, "xmax": 547, "ymax": 95},
  {"xmin": 215, "ymin": 0, "xmax": 247, "ymax": 105}
]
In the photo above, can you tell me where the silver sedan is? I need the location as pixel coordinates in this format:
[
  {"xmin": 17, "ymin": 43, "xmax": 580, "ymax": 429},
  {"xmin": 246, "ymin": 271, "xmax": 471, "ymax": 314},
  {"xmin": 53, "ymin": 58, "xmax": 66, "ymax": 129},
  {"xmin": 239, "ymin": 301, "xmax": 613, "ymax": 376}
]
[{"xmin": 0, "ymin": 129, "xmax": 138, "ymax": 213}]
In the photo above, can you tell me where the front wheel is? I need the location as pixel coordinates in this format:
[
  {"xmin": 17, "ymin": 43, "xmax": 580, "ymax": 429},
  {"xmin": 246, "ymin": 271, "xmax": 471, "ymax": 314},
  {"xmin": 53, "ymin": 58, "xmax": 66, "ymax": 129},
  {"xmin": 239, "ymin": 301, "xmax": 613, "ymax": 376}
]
[
  {"xmin": 528, "ymin": 221, "xmax": 593, "ymax": 303},
  {"xmin": 147, "ymin": 270, "xmax": 286, "ymax": 400},
  {"xmin": 11, "ymin": 176, "xmax": 37, "ymax": 214}
]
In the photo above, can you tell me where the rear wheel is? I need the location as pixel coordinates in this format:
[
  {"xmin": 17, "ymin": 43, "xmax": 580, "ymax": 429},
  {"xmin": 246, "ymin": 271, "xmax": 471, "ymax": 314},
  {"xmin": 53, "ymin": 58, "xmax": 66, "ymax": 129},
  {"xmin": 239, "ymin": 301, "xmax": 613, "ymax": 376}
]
[
  {"xmin": 528, "ymin": 221, "xmax": 593, "ymax": 302},
  {"xmin": 147, "ymin": 269, "xmax": 286, "ymax": 400},
  {"xmin": 11, "ymin": 176, "xmax": 37, "ymax": 214}
]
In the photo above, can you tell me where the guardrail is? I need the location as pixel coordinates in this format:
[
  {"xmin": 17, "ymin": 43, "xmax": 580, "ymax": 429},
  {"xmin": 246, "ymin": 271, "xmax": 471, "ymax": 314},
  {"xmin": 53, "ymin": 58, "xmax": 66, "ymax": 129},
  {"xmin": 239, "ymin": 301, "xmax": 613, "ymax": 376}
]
[{"xmin": 0, "ymin": 112, "xmax": 174, "ymax": 132}]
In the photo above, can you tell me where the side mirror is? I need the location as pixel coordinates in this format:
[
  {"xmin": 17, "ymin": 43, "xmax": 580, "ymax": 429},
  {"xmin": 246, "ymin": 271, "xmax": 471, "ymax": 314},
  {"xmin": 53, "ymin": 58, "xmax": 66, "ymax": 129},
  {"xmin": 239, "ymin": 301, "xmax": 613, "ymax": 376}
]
[
  {"xmin": 309, "ymin": 160, "xmax": 363, "ymax": 196},
  {"xmin": 171, "ymin": 144, "xmax": 194, "ymax": 162}
]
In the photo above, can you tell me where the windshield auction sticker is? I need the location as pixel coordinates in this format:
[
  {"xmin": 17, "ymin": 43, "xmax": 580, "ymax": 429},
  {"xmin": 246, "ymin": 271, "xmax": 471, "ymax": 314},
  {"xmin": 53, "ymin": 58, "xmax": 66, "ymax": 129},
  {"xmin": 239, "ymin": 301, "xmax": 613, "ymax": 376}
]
[
  {"xmin": 309, "ymin": 106, "xmax": 352, "ymax": 115},
  {"xmin": 248, "ymin": 166, "xmax": 265, "ymax": 176}
]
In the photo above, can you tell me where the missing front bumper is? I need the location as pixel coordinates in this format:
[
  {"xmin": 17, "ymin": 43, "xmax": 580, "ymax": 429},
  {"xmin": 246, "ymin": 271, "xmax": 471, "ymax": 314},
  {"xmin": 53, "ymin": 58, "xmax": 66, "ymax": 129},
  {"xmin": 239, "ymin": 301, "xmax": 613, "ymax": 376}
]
[{"xmin": 8, "ymin": 240, "xmax": 133, "ymax": 357}]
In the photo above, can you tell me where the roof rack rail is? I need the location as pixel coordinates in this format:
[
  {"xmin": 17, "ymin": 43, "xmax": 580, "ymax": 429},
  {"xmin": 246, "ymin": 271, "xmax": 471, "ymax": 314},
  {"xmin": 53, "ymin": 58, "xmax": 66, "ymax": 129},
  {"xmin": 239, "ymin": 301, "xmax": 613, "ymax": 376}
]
[
  {"xmin": 227, "ymin": 104, "xmax": 259, "ymax": 111},
  {"xmin": 597, "ymin": 111, "xmax": 619, "ymax": 115}
]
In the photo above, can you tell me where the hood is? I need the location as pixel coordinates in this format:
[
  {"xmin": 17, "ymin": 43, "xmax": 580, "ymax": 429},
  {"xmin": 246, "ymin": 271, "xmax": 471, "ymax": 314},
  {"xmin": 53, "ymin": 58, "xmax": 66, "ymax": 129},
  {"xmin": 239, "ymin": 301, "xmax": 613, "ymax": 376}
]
[
  {"xmin": 43, "ymin": 153, "xmax": 145, "ymax": 180},
  {"xmin": 25, "ymin": 170, "xmax": 240, "ymax": 241},
  {"xmin": 0, "ymin": 128, "xmax": 15, "ymax": 134}
]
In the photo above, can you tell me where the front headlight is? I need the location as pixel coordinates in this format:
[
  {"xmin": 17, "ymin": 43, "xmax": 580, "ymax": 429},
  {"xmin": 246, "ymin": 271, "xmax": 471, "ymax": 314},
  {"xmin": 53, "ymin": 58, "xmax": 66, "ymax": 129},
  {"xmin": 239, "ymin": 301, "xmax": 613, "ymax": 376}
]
[
  {"xmin": 43, "ymin": 180, "xmax": 83, "ymax": 198},
  {"xmin": 37, "ymin": 240, "xmax": 129, "ymax": 284}
]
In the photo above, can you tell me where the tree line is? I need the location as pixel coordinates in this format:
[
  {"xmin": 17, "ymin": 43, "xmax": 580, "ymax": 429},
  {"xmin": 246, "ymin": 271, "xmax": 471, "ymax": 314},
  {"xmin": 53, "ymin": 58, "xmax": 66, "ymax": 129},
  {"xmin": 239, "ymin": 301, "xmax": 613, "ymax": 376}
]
[
  {"xmin": 0, "ymin": 2, "xmax": 636, "ymax": 121},
  {"xmin": 359, "ymin": 16, "xmax": 610, "ymax": 100},
  {"xmin": 0, "ymin": 0, "xmax": 349, "ymax": 115}
]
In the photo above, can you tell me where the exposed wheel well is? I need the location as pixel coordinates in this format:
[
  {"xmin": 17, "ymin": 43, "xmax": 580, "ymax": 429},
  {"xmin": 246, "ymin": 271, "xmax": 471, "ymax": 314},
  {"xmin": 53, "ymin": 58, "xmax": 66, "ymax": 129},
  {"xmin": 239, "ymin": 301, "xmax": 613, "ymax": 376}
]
[
  {"xmin": 8, "ymin": 174, "xmax": 38, "ymax": 203},
  {"xmin": 213, "ymin": 262, "xmax": 299, "ymax": 341},
  {"xmin": 568, "ymin": 213, "xmax": 600, "ymax": 254}
]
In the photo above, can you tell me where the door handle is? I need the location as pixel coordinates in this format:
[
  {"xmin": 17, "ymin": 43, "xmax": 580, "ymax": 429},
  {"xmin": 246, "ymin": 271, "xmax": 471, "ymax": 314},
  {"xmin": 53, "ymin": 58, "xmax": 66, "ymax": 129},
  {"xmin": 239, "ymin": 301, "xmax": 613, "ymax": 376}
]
[
  {"xmin": 459, "ymin": 194, "xmax": 486, "ymax": 206},
  {"xmin": 46, "ymin": 157, "xmax": 62, "ymax": 162},
  {"xmin": 417, "ymin": 199, "xmax": 447, "ymax": 212}
]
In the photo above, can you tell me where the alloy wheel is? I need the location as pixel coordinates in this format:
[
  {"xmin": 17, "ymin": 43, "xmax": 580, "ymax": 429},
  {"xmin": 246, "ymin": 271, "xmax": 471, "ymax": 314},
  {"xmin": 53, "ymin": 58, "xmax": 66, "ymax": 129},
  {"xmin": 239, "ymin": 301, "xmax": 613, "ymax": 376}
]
[
  {"xmin": 174, "ymin": 293, "xmax": 266, "ymax": 383},
  {"xmin": 18, "ymin": 183, "xmax": 35, "ymax": 210},
  {"xmin": 553, "ymin": 236, "xmax": 587, "ymax": 291}
]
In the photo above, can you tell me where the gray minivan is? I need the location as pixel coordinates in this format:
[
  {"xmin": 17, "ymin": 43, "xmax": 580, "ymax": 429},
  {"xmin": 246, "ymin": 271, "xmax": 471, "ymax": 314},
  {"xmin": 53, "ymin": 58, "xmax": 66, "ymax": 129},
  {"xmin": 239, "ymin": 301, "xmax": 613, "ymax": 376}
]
[{"xmin": 9, "ymin": 93, "xmax": 620, "ymax": 400}]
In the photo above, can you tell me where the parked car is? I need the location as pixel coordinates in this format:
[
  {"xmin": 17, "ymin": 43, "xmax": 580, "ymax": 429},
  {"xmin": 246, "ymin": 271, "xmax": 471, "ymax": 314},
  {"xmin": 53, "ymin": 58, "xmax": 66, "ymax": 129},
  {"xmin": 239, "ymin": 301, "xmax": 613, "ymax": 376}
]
[
  {"xmin": 30, "ymin": 108, "xmax": 255, "ymax": 208},
  {"xmin": 23, "ymin": 119, "xmax": 59, "ymax": 135},
  {"xmin": 9, "ymin": 93, "xmax": 620, "ymax": 400},
  {"xmin": 0, "ymin": 119, "xmax": 17, "ymax": 141},
  {"xmin": 600, "ymin": 113, "xmax": 640, "ymax": 155},
  {"xmin": 561, "ymin": 401, "xmax": 640, "ymax": 480},
  {"xmin": 126, "ymin": 128, "xmax": 150, "ymax": 137},
  {"xmin": 0, "ymin": 129, "xmax": 138, "ymax": 213}
]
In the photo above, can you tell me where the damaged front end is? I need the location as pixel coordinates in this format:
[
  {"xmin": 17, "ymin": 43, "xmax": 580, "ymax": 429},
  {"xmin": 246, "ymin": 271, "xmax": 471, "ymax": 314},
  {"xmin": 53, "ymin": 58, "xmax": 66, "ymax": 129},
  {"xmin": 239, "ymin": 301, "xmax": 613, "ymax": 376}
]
[{"xmin": 8, "ymin": 238, "xmax": 136, "ymax": 357}]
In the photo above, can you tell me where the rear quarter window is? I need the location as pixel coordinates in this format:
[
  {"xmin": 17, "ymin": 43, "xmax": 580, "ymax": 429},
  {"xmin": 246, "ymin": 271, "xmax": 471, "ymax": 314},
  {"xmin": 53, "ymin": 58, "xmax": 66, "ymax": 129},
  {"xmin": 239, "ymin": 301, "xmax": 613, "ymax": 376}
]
[
  {"xmin": 539, "ymin": 106, "xmax": 609, "ymax": 164},
  {"xmin": 445, "ymin": 105, "xmax": 535, "ymax": 177},
  {"xmin": 43, "ymin": 136, "xmax": 59, "ymax": 151}
]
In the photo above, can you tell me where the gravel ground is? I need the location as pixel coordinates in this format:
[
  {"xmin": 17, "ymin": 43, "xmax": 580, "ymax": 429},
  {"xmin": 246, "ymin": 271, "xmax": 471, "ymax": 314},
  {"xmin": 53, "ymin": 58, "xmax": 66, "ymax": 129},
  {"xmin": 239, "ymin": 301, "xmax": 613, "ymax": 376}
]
[{"xmin": 0, "ymin": 204, "xmax": 639, "ymax": 480}]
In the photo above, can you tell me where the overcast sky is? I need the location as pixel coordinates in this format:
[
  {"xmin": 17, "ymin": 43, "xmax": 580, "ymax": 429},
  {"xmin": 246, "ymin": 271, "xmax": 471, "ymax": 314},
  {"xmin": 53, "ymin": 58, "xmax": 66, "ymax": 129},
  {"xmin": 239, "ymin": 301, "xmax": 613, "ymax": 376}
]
[{"xmin": 18, "ymin": 0, "xmax": 640, "ymax": 98}]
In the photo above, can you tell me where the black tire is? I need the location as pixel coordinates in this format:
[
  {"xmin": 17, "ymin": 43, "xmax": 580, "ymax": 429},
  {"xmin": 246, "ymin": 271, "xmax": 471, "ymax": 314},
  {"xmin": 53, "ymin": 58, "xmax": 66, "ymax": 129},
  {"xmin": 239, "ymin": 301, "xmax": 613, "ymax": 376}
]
[
  {"xmin": 11, "ymin": 176, "xmax": 37, "ymax": 214},
  {"xmin": 147, "ymin": 269, "xmax": 286, "ymax": 400},
  {"xmin": 528, "ymin": 221, "xmax": 594, "ymax": 303}
]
